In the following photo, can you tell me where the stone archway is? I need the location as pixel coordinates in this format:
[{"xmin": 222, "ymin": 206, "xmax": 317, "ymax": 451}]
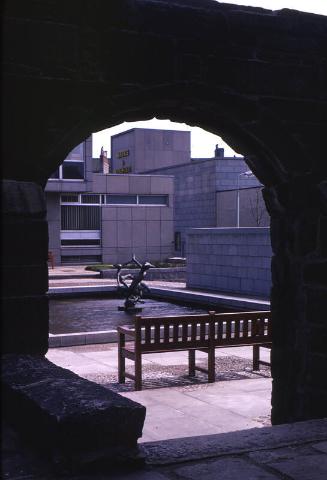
[{"xmin": 2, "ymin": 0, "xmax": 327, "ymax": 427}]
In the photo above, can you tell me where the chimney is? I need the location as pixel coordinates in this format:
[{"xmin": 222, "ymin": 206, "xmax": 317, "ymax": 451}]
[
  {"xmin": 100, "ymin": 146, "xmax": 110, "ymax": 173},
  {"xmin": 214, "ymin": 144, "xmax": 224, "ymax": 158}
]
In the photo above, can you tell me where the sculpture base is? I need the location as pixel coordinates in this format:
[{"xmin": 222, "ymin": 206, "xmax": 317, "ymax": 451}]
[{"xmin": 118, "ymin": 306, "xmax": 143, "ymax": 314}]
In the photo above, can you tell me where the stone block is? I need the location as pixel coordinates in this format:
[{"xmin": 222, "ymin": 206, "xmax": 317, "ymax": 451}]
[
  {"xmin": 1, "ymin": 355, "xmax": 146, "ymax": 469},
  {"xmin": 102, "ymin": 206, "xmax": 117, "ymax": 220},
  {"xmin": 117, "ymin": 207, "xmax": 132, "ymax": 221},
  {"xmin": 117, "ymin": 221, "xmax": 132, "ymax": 247},
  {"xmin": 2, "ymin": 218, "xmax": 48, "ymax": 265},
  {"xmin": 2, "ymin": 180, "xmax": 46, "ymax": 216},
  {"xmin": 132, "ymin": 221, "xmax": 147, "ymax": 247},
  {"xmin": 146, "ymin": 222, "xmax": 161, "ymax": 246},
  {"xmin": 2, "ymin": 296, "xmax": 49, "ymax": 355},
  {"xmin": 106, "ymin": 175, "xmax": 129, "ymax": 193},
  {"xmin": 129, "ymin": 175, "xmax": 151, "ymax": 194},
  {"xmin": 2, "ymin": 264, "xmax": 48, "ymax": 297},
  {"xmin": 92, "ymin": 174, "xmax": 106, "ymax": 192},
  {"xmin": 102, "ymin": 222, "xmax": 117, "ymax": 248},
  {"xmin": 146, "ymin": 207, "xmax": 161, "ymax": 220},
  {"xmin": 175, "ymin": 457, "xmax": 276, "ymax": 480},
  {"xmin": 150, "ymin": 176, "xmax": 174, "ymax": 194},
  {"xmin": 132, "ymin": 207, "xmax": 146, "ymax": 220}
]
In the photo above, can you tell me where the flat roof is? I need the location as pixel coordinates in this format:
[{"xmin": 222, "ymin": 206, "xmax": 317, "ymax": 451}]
[{"xmin": 111, "ymin": 128, "xmax": 191, "ymax": 139}]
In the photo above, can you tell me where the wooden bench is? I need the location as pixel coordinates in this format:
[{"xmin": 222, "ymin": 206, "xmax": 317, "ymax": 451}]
[{"xmin": 117, "ymin": 310, "xmax": 272, "ymax": 390}]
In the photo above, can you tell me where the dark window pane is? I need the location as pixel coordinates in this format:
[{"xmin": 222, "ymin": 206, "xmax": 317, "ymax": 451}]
[
  {"xmin": 61, "ymin": 239, "xmax": 101, "ymax": 246},
  {"xmin": 139, "ymin": 195, "xmax": 168, "ymax": 205},
  {"xmin": 106, "ymin": 195, "xmax": 137, "ymax": 204},
  {"xmin": 61, "ymin": 194, "xmax": 79, "ymax": 203},
  {"xmin": 62, "ymin": 162, "xmax": 84, "ymax": 179},
  {"xmin": 81, "ymin": 194, "xmax": 100, "ymax": 204}
]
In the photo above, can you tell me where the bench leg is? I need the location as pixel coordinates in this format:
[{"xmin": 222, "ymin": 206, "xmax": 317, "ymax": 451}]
[
  {"xmin": 135, "ymin": 353, "xmax": 142, "ymax": 391},
  {"xmin": 189, "ymin": 350, "xmax": 196, "ymax": 376},
  {"xmin": 253, "ymin": 345, "xmax": 260, "ymax": 370},
  {"xmin": 208, "ymin": 347, "xmax": 215, "ymax": 383},
  {"xmin": 118, "ymin": 332, "xmax": 126, "ymax": 383}
]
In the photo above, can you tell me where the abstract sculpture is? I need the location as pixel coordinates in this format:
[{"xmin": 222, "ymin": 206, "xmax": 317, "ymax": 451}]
[{"xmin": 114, "ymin": 255, "xmax": 154, "ymax": 312}]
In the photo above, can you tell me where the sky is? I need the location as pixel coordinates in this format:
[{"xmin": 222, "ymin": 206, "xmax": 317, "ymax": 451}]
[{"xmin": 92, "ymin": 0, "xmax": 327, "ymax": 159}]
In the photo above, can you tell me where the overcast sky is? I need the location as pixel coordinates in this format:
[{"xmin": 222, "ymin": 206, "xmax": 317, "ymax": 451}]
[{"xmin": 92, "ymin": 0, "xmax": 326, "ymax": 158}]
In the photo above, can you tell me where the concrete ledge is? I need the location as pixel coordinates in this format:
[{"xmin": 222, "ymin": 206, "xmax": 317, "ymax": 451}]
[
  {"xmin": 2, "ymin": 354, "xmax": 146, "ymax": 471},
  {"xmin": 100, "ymin": 267, "xmax": 186, "ymax": 281},
  {"xmin": 48, "ymin": 285, "xmax": 117, "ymax": 296},
  {"xmin": 49, "ymin": 330, "xmax": 118, "ymax": 347},
  {"xmin": 150, "ymin": 287, "xmax": 270, "ymax": 311},
  {"xmin": 142, "ymin": 418, "xmax": 327, "ymax": 465}
]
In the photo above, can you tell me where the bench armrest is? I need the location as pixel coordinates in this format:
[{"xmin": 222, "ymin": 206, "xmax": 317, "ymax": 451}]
[{"xmin": 117, "ymin": 325, "xmax": 136, "ymax": 337}]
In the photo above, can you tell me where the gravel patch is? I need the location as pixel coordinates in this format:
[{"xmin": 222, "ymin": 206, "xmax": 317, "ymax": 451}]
[{"xmin": 79, "ymin": 355, "xmax": 271, "ymax": 393}]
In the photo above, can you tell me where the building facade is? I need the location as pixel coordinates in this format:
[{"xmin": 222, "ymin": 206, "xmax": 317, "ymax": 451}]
[
  {"xmin": 45, "ymin": 136, "xmax": 174, "ymax": 265},
  {"xmin": 142, "ymin": 148, "xmax": 269, "ymax": 256},
  {"xmin": 46, "ymin": 128, "xmax": 269, "ymax": 265}
]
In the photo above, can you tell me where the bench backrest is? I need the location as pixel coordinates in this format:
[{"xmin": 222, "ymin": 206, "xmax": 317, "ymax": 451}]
[
  {"xmin": 213, "ymin": 311, "xmax": 271, "ymax": 346},
  {"xmin": 134, "ymin": 310, "xmax": 272, "ymax": 353},
  {"xmin": 134, "ymin": 312, "xmax": 215, "ymax": 353}
]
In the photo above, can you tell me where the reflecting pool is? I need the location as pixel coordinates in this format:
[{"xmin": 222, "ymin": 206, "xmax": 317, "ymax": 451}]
[{"xmin": 49, "ymin": 297, "xmax": 211, "ymax": 334}]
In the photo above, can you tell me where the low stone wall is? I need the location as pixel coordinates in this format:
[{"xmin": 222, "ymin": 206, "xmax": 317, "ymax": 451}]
[
  {"xmin": 187, "ymin": 228, "xmax": 272, "ymax": 298},
  {"xmin": 2, "ymin": 354, "xmax": 146, "ymax": 471},
  {"xmin": 100, "ymin": 267, "xmax": 186, "ymax": 282}
]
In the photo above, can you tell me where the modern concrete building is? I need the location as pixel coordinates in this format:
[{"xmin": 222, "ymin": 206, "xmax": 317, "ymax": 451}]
[
  {"xmin": 46, "ymin": 128, "xmax": 269, "ymax": 264},
  {"xmin": 45, "ymin": 136, "xmax": 174, "ymax": 265},
  {"xmin": 143, "ymin": 145, "xmax": 269, "ymax": 256},
  {"xmin": 111, "ymin": 128, "xmax": 191, "ymax": 173}
]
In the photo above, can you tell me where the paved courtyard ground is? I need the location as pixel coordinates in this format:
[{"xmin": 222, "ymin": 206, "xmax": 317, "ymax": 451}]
[{"xmin": 46, "ymin": 343, "xmax": 272, "ymax": 442}]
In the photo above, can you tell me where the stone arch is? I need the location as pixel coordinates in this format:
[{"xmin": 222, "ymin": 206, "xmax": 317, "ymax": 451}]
[{"xmin": 2, "ymin": 0, "xmax": 327, "ymax": 431}]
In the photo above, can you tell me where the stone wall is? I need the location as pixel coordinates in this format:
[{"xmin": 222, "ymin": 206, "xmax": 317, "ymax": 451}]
[
  {"xmin": 187, "ymin": 228, "xmax": 272, "ymax": 297},
  {"xmin": 2, "ymin": 0, "xmax": 327, "ymax": 432},
  {"xmin": 1, "ymin": 181, "xmax": 49, "ymax": 354}
]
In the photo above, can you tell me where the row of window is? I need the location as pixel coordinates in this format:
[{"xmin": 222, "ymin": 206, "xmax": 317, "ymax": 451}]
[{"xmin": 61, "ymin": 194, "xmax": 168, "ymax": 206}]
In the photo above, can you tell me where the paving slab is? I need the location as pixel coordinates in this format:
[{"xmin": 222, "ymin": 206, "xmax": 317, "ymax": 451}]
[
  {"xmin": 269, "ymin": 454, "xmax": 327, "ymax": 480},
  {"xmin": 174, "ymin": 457, "xmax": 278, "ymax": 480},
  {"xmin": 141, "ymin": 419, "xmax": 327, "ymax": 465}
]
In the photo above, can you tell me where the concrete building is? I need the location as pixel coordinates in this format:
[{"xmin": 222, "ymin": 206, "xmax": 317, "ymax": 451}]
[
  {"xmin": 45, "ymin": 136, "xmax": 174, "ymax": 265},
  {"xmin": 111, "ymin": 128, "xmax": 190, "ymax": 173},
  {"xmin": 46, "ymin": 128, "xmax": 269, "ymax": 264},
  {"xmin": 142, "ymin": 145, "xmax": 269, "ymax": 256}
]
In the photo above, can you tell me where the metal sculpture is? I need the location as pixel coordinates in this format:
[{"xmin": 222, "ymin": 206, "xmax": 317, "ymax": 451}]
[{"xmin": 114, "ymin": 255, "xmax": 154, "ymax": 311}]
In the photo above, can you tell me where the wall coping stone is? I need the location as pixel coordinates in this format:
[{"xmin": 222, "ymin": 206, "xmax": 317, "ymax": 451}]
[
  {"xmin": 2, "ymin": 354, "xmax": 146, "ymax": 470},
  {"xmin": 188, "ymin": 227, "xmax": 270, "ymax": 235}
]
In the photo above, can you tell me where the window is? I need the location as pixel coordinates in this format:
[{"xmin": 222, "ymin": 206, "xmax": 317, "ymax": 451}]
[
  {"xmin": 139, "ymin": 195, "xmax": 168, "ymax": 205},
  {"xmin": 61, "ymin": 205, "xmax": 100, "ymax": 230},
  {"xmin": 105, "ymin": 194, "xmax": 168, "ymax": 205},
  {"xmin": 48, "ymin": 143, "xmax": 85, "ymax": 181},
  {"xmin": 62, "ymin": 162, "xmax": 84, "ymax": 179},
  {"xmin": 61, "ymin": 194, "xmax": 79, "ymax": 203},
  {"xmin": 61, "ymin": 239, "xmax": 101, "ymax": 246},
  {"xmin": 81, "ymin": 194, "xmax": 101, "ymax": 204},
  {"xmin": 106, "ymin": 195, "xmax": 137, "ymax": 205}
]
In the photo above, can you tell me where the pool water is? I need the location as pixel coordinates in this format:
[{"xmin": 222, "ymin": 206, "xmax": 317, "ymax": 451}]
[{"xmin": 49, "ymin": 297, "xmax": 210, "ymax": 334}]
